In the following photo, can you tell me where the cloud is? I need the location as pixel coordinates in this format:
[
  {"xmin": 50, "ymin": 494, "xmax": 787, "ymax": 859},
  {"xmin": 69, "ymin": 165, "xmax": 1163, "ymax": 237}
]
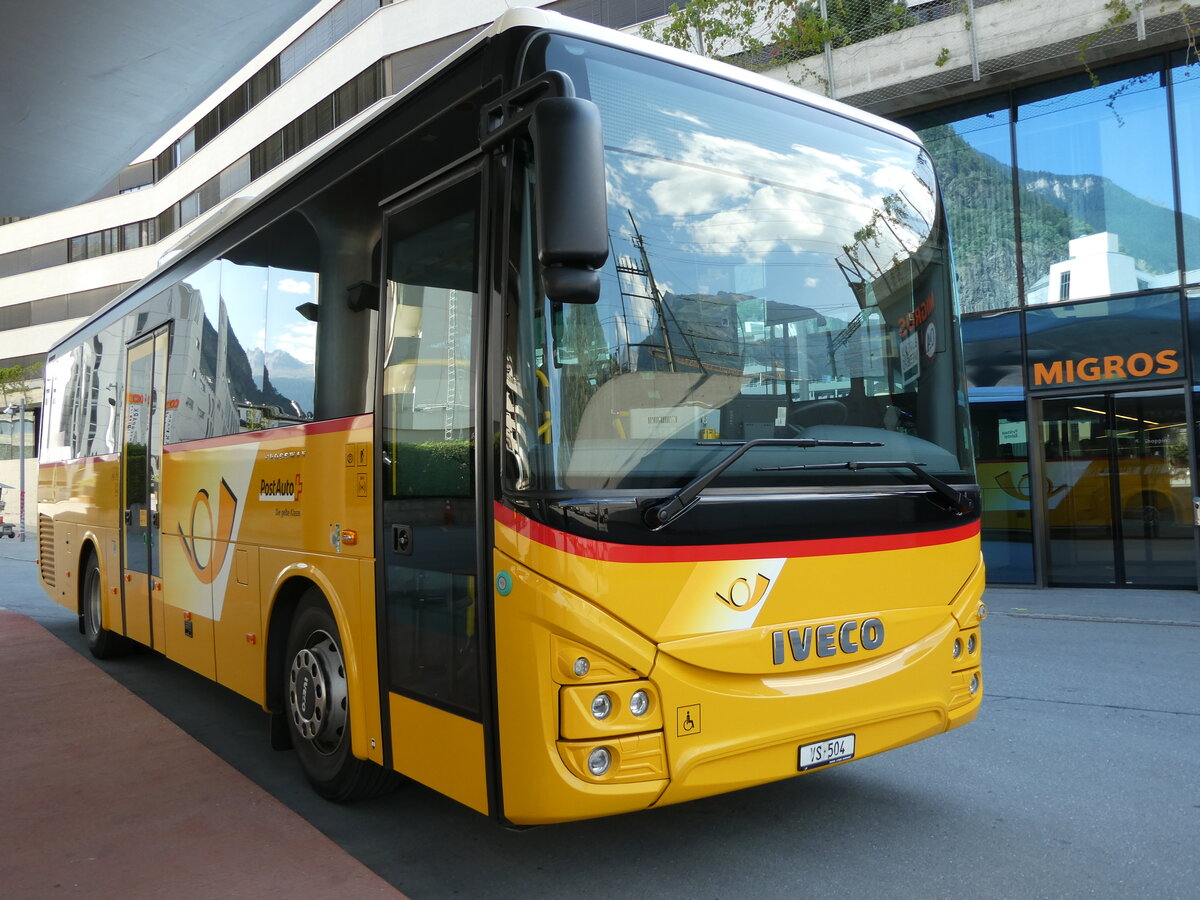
[
  {"xmin": 614, "ymin": 127, "xmax": 935, "ymax": 274},
  {"xmin": 276, "ymin": 277, "xmax": 313, "ymax": 295}
]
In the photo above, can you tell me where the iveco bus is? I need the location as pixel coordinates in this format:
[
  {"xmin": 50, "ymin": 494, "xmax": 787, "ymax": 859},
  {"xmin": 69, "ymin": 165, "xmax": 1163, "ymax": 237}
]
[{"xmin": 38, "ymin": 9, "xmax": 984, "ymax": 824}]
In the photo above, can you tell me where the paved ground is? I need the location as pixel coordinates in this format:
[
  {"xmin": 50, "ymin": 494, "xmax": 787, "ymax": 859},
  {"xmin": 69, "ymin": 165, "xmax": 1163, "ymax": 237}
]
[{"xmin": 0, "ymin": 540, "xmax": 403, "ymax": 900}]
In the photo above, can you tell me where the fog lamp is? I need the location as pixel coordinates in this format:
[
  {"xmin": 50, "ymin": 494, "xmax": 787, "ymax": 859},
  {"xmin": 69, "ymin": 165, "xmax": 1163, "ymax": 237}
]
[
  {"xmin": 588, "ymin": 746, "xmax": 612, "ymax": 776},
  {"xmin": 969, "ymin": 673, "xmax": 980, "ymax": 694},
  {"xmin": 573, "ymin": 656, "xmax": 590, "ymax": 677}
]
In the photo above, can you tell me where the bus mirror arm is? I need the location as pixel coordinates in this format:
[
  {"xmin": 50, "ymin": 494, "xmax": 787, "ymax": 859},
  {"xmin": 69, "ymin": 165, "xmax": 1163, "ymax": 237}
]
[{"xmin": 480, "ymin": 72, "xmax": 609, "ymax": 303}]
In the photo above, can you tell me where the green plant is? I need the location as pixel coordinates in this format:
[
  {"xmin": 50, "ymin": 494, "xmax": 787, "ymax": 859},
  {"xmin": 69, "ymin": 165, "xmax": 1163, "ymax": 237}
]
[
  {"xmin": 0, "ymin": 362, "xmax": 41, "ymax": 408},
  {"xmin": 641, "ymin": 0, "xmax": 917, "ymax": 86}
]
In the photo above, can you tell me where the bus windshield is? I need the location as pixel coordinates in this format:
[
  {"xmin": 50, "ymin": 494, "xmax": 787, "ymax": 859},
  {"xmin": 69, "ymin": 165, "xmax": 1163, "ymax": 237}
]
[{"xmin": 509, "ymin": 35, "xmax": 972, "ymax": 493}]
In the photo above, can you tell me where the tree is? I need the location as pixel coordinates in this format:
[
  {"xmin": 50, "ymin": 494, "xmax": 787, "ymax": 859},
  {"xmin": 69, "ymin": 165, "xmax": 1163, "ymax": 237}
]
[
  {"xmin": 642, "ymin": 0, "xmax": 914, "ymax": 77},
  {"xmin": 0, "ymin": 363, "xmax": 40, "ymax": 409}
]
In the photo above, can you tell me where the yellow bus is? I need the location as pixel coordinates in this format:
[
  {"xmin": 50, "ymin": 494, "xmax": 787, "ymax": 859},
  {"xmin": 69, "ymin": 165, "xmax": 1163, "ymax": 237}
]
[{"xmin": 36, "ymin": 9, "xmax": 984, "ymax": 824}]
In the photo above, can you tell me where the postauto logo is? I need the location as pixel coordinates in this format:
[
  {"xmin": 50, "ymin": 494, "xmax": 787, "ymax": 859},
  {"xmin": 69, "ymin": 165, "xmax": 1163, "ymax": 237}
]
[{"xmin": 177, "ymin": 479, "xmax": 238, "ymax": 585}]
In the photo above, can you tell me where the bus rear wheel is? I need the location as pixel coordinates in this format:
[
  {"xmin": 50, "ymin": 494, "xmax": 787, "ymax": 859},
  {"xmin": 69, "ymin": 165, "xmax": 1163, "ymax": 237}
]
[
  {"xmin": 82, "ymin": 553, "xmax": 131, "ymax": 659},
  {"xmin": 283, "ymin": 592, "xmax": 400, "ymax": 802}
]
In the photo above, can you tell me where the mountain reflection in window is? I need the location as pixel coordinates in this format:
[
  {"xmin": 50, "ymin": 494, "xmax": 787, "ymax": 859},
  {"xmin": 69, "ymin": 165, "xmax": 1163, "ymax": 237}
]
[{"xmin": 169, "ymin": 212, "xmax": 320, "ymax": 442}]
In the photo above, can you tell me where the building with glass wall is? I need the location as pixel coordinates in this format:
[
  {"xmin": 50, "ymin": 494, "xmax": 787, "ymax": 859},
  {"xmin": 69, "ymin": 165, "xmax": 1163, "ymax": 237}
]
[{"xmin": 901, "ymin": 51, "xmax": 1200, "ymax": 588}]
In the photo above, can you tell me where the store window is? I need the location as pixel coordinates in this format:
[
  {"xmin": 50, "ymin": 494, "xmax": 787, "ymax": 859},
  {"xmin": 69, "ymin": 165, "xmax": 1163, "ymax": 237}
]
[
  {"xmin": 1015, "ymin": 63, "xmax": 1175, "ymax": 305},
  {"xmin": 963, "ymin": 311, "xmax": 1034, "ymax": 583}
]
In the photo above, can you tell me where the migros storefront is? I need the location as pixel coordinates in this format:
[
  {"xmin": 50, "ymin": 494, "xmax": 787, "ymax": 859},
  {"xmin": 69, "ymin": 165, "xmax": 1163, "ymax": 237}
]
[
  {"xmin": 905, "ymin": 52, "xmax": 1200, "ymax": 588},
  {"xmin": 963, "ymin": 291, "xmax": 1199, "ymax": 588}
]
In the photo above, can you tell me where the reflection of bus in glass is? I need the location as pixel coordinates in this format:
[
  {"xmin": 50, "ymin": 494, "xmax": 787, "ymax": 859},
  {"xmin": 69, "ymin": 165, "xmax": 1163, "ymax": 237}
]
[
  {"xmin": 978, "ymin": 458, "xmax": 1189, "ymax": 532},
  {"xmin": 37, "ymin": 10, "xmax": 983, "ymax": 825},
  {"xmin": 979, "ymin": 453, "xmax": 1189, "ymax": 536}
]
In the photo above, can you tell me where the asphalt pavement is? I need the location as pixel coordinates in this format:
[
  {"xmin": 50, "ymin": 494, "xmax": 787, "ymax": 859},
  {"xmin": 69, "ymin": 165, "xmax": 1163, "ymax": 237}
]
[{"xmin": 1, "ymin": 536, "xmax": 1197, "ymax": 898}]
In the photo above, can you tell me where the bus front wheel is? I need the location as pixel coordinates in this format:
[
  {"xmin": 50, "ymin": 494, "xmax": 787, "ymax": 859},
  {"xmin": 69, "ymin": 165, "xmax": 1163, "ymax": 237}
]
[{"xmin": 283, "ymin": 592, "xmax": 400, "ymax": 802}]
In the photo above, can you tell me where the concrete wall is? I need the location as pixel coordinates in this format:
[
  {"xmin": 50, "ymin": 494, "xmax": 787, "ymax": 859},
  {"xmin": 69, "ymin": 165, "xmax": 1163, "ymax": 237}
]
[{"xmin": 760, "ymin": 0, "xmax": 1200, "ymax": 115}]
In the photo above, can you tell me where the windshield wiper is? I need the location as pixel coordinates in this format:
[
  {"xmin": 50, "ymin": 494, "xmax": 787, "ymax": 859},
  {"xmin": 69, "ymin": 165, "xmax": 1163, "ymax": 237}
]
[
  {"xmin": 755, "ymin": 460, "xmax": 975, "ymax": 516},
  {"xmin": 643, "ymin": 438, "xmax": 884, "ymax": 530}
]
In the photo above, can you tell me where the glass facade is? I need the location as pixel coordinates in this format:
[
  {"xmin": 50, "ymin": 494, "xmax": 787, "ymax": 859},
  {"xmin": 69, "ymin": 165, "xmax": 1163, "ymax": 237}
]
[
  {"xmin": 910, "ymin": 53, "xmax": 1200, "ymax": 587},
  {"xmin": 917, "ymin": 101, "xmax": 1016, "ymax": 313},
  {"xmin": 1015, "ymin": 65, "xmax": 1176, "ymax": 305},
  {"xmin": 963, "ymin": 312, "xmax": 1034, "ymax": 583},
  {"xmin": 908, "ymin": 55, "xmax": 1199, "ymax": 318}
]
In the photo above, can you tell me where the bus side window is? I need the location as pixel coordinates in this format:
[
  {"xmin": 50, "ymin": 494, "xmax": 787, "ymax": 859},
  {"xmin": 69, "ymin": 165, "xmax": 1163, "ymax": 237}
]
[{"xmin": 213, "ymin": 213, "xmax": 320, "ymax": 432}]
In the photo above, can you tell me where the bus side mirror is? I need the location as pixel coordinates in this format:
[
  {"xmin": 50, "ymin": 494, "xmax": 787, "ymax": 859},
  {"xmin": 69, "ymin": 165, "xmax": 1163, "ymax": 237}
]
[{"xmin": 530, "ymin": 97, "xmax": 609, "ymax": 303}]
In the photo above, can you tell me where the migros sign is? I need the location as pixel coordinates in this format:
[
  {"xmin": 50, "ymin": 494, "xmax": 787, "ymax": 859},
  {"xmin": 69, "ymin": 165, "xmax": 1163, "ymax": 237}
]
[{"xmin": 1032, "ymin": 349, "xmax": 1180, "ymax": 387}]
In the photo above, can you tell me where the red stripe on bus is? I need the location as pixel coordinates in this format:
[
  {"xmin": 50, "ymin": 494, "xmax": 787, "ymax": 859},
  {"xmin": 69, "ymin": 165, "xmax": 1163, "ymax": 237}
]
[{"xmin": 493, "ymin": 502, "xmax": 979, "ymax": 564}]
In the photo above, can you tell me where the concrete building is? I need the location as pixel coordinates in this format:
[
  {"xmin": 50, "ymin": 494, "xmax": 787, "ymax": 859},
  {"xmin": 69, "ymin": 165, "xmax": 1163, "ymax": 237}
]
[{"xmin": 5, "ymin": 0, "xmax": 1200, "ymax": 588}]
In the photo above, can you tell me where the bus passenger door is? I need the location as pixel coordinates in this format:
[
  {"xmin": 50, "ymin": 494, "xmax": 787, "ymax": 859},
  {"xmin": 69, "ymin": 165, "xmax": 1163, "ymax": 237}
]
[
  {"xmin": 121, "ymin": 328, "xmax": 169, "ymax": 648},
  {"xmin": 378, "ymin": 170, "xmax": 490, "ymax": 814}
]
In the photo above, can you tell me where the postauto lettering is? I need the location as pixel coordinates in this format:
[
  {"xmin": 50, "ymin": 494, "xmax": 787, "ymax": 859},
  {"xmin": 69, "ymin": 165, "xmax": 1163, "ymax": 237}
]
[{"xmin": 771, "ymin": 618, "xmax": 885, "ymax": 665}]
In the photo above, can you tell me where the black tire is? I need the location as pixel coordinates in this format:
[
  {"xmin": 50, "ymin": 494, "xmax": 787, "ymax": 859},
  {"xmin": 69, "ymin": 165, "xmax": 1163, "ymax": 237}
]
[
  {"xmin": 284, "ymin": 591, "xmax": 401, "ymax": 802},
  {"xmin": 81, "ymin": 553, "xmax": 132, "ymax": 659}
]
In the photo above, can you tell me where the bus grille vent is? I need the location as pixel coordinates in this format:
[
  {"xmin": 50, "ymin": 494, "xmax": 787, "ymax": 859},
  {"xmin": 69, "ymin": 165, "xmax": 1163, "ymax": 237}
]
[{"xmin": 38, "ymin": 516, "xmax": 55, "ymax": 587}]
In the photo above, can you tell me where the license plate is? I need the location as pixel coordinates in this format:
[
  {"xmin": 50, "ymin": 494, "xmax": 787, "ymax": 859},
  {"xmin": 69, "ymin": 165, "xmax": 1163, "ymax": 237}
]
[{"xmin": 798, "ymin": 734, "xmax": 855, "ymax": 771}]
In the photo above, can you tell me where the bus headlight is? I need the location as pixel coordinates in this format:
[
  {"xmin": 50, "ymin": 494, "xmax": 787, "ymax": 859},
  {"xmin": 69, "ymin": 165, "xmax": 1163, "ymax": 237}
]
[
  {"xmin": 591, "ymin": 692, "xmax": 613, "ymax": 720},
  {"xmin": 559, "ymin": 680, "xmax": 663, "ymax": 739},
  {"xmin": 629, "ymin": 689, "xmax": 649, "ymax": 717},
  {"xmin": 952, "ymin": 638, "xmax": 962, "ymax": 660},
  {"xmin": 573, "ymin": 656, "xmax": 590, "ymax": 677}
]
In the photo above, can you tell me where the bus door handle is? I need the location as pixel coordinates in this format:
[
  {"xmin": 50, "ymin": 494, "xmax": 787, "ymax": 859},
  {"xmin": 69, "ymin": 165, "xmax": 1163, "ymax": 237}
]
[
  {"xmin": 124, "ymin": 509, "xmax": 132, "ymax": 525},
  {"xmin": 392, "ymin": 524, "xmax": 413, "ymax": 556}
]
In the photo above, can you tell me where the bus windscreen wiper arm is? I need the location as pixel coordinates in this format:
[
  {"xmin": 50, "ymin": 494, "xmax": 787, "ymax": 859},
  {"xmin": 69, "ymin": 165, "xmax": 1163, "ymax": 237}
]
[
  {"xmin": 756, "ymin": 460, "xmax": 975, "ymax": 516},
  {"xmin": 643, "ymin": 438, "xmax": 884, "ymax": 530}
]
